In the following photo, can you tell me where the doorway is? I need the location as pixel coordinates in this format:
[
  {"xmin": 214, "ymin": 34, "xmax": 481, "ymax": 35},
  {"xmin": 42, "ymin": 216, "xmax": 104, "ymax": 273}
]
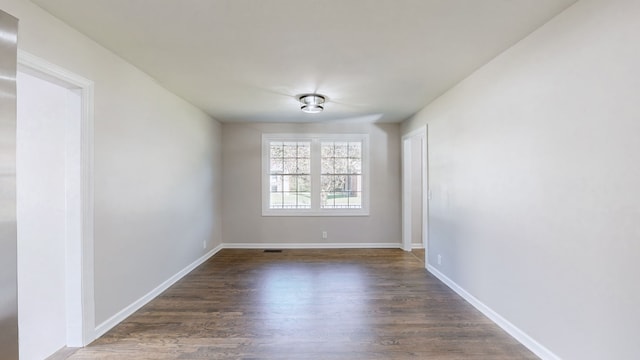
[
  {"xmin": 402, "ymin": 126, "xmax": 428, "ymax": 265},
  {"xmin": 16, "ymin": 51, "xmax": 95, "ymax": 358}
]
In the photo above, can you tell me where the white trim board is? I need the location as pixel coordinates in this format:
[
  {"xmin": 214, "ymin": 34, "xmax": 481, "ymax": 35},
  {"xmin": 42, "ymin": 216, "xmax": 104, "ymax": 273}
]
[
  {"xmin": 18, "ymin": 50, "xmax": 96, "ymax": 347},
  {"xmin": 92, "ymin": 242, "xmax": 400, "ymax": 338},
  {"xmin": 94, "ymin": 244, "xmax": 224, "ymax": 338},
  {"xmin": 90, "ymin": 243, "xmax": 560, "ymax": 360},
  {"xmin": 401, "ymin": 125, "xmax": 428, "ymax": 255},
  {"xmin": 427, "ymin": 265, "xmax": 561, "ymax": 360},
  {"xmin": 223, "ymin": 242, "xmax": 401, "ymax": 249}
]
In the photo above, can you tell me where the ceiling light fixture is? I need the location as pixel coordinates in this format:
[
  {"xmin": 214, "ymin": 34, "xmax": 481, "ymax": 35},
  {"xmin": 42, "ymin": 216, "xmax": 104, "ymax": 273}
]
[{"xmin": 298, "ymin": 94, "xmax": 326, "ymax": 114}]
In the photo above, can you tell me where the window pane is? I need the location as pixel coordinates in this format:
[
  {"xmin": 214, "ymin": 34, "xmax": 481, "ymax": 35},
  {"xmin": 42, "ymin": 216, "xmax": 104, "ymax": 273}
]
[
  {"xmin": 319, "ymin": 175, "xmax": 363, "ymax": 209},
  {"xmin": 321, "ymin": 143, "xmax": 334, "ymax": 158},
  {"xmin": 297, "ymin": 192, "xmax": 311, "ymax": 208},
  {"xmin": 319, "ymin": 140, "xmax": 363, "ymax": 209},
  {"xmin": 270, "ymin": 193, "xmax": 283, "ymax": 208},
  {"xmin": 270, "ymin": 158, "xmax": 283, "ymax": 174},
  {"xmin": 348, "ymin": 142, "xmax": 361, "ymax": 158},
  {"xmin": 282, "ymin": 192, "xmax": 297, "ymax": 208},
  {"xmin": 347, "ymin": 175, "xmax": 362, "ymax": 208},
  {"xmin": 325, "ymin": 191, "xmax": 362, "ymax": 209},
  {"xmin": 333, "ymin": 192, "xmax": 349, "ymax": 208},
  {"xmin": 347, "ymin": 192, "xmax": 362, "ymax": 208},
  {"xmin": 270, "ymin": 143, "xmax": 284, "ymax": 159},
  {"xmin": 297, "ymin": 158, "xmax": 310, "ymax": 174},
  {"xmin": 321, "ymin": 175, "xmax": 334, "ymax": 192},
  {"xmin": 282, "ymin": 175, "xmax": 297, "ymax": 191},
  {"xmin": 321, "ymin": 157, "xmax": 334, "ymax": 174},
  {"xmin": 298, "ymin": 143, "xmax": 310, "ymax": 158},
  {"xmin": 297, "ymin": 175, "xmax": 311, "ymax": 191},
  {"xmin": 348, "ymin": 158, "xmax": 361, "ymax": 174},
  {"xmin": 321, "ymin": 191, "xmax": 334, "ymax": 208},
  {"xmin": 269, "ymin": 140, "xmax": 313, "ymax": 210},
  {"xmin": 334, "ymin": 175, "xmax": 348, "ymax": 191},
  {"xmin": 322, "ymin": 191, "xmax": 353, "ymax": 209},
  {"xmin": 283, "ymin": 142, "xmax": 297, "ymax": 157},
  {"xmin": 270, "ymin": 175, "xmax": 283, "ymax": 192},
  {"xmin": 321, "ymin": 175, "xmax": 345, "ymax": 209},
  {"xmin": 334, "ymin": 158, "xmax": 348, "ymax": 174},
  {"xmin": 334, "ymin": 142, "xmax": 348, "ymax": 157},
  {"xmin": 284, "ymin": 158, "xmax": 297, "ymax": 174},
  {"xmin": 320, "ymin": 175, "xmax": 333, "ymax": 208},
  {"xmin": 349, "ymin": 175, "xmax": 362, "ymax": 192}
]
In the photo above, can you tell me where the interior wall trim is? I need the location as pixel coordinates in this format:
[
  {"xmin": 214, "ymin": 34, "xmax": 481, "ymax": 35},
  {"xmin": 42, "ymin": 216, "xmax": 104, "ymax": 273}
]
[
  {"xmin": 93, "ymin": 243, "xmax": 416, "ymax": 340},
  {"xmin": 427, "ymin": 265, "xmax": 560, "ymax": 360},
  {"xmin": 17, "ymin": 50, "xmax": 96, "ymax": 347},
  {"xmin": 223, "ymin": 242, "xmax": 402, "ymax": 249}
]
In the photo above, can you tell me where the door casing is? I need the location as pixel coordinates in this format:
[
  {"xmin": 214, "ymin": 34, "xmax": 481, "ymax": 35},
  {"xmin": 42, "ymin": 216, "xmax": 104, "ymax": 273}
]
[
  {"xmin": 17, "ymin": 50, "xmax": 96, "ymax": 346},
  {"xmin": 401, "ymin": 126, "xmax": 428, "ymax": 265}
]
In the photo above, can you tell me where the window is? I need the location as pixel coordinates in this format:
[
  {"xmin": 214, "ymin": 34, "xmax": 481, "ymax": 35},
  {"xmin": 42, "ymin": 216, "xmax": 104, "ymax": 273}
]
[
  {"xmin": 263, "ymin": 134, "xmax": 369, "ymax": 216},
  {"xmin": 320, "ymin": 141, "xmax": 362, "ymax": 209},
  {"xmin": 268, "ymin": 141, "xmax": 311, "ymax": 209}
]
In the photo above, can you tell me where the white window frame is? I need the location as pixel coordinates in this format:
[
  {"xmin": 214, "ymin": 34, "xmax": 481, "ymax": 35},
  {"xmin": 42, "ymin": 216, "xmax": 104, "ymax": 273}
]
[{"xmin": 262, "ymin": 133, "xmax": 370, "ymax": 217}]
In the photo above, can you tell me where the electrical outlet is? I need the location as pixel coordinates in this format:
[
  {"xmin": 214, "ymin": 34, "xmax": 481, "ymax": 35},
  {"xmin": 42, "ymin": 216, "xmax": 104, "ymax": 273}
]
[
  {"xmin": 437, "ymin": 254, "xmax": 442, "ymax": 265},
  {"xmin": 322, "ymin": 231, "xmax": 328, "ymax": 239},
  {"xmin": 202, "ymin": 240, "xmax": 207, "ymax": 250}
]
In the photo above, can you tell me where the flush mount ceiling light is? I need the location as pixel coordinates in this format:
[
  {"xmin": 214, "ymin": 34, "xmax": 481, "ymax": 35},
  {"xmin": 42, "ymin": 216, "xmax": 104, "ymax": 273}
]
[{"xmin": 298, "ymin": 94, "xmax": 326, "ymax": 114}]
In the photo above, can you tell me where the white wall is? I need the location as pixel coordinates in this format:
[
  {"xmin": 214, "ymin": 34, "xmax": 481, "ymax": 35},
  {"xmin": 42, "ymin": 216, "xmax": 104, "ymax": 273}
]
[
  {"xmin": 16, "ymin": 70, "xmax": 75, "ymax": 360},
  {"xmin": 0, "ymin": 0, "xmax": 222, "ymax": 332},
  {"xmin": 222, "ymin": 122, "xmax": 400, "ymax": 246},
  {"xmin": 402, "ymin": 0, "xmax": 640, "ymax": 358}
]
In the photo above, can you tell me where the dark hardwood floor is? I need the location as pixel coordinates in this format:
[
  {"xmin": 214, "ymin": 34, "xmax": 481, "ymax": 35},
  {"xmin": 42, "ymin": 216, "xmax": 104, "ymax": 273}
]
[
  {"xmin": 411, "ymin": 248, "xmax": 425, "ymax": 263},
  {"xmin": 68, "ymin": 249, "xmax": 537, "ymax": 359}
]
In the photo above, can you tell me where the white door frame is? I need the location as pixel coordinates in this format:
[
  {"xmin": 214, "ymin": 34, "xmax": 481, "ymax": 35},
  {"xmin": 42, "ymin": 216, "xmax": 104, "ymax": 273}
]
[
  {"xmin": 17, "ymin": 50, "xmax": 95, "ymax": 346},
  {"xmin": 401, "ymin": 126, "xmax": 428, "ymax": 259}
]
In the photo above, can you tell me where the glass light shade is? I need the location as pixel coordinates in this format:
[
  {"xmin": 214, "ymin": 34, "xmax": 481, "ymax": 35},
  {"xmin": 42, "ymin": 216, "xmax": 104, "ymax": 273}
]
[{"xmin": 299, "ymin": 94, "xmax": 325, "ymax": 113}]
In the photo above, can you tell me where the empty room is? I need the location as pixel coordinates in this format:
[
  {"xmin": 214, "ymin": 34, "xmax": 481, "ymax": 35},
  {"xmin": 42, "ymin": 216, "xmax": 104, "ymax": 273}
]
[{"xmin": 0, "ymin": 0, "xmax": 638, "ymax": 359}]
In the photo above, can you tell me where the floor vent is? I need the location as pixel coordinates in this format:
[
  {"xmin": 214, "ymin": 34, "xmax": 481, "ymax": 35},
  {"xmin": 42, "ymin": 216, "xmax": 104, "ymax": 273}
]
[{"xmin": 263, "ymin": 249, "xmax": 283, "ymax": 253}]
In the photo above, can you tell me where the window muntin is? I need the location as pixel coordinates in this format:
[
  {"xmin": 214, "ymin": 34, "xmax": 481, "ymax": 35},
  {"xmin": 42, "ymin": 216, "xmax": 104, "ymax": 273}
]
[
  {"xmin": 320, "ymin": 141, "xmax": 362, "ymax": 209},
  {"xmin": 268, "ymin": 141, "xmax": 311, "ymax": 209},
  {"xmin": 262, "ymin": 134, "xmax": 369, "ymax": 216}
]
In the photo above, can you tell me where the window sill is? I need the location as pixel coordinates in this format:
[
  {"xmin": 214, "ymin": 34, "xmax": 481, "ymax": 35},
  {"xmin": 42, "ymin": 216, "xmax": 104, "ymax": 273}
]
[{"xmin": 262, "ymin": 209, "xmax": 369, "ymax": 217}]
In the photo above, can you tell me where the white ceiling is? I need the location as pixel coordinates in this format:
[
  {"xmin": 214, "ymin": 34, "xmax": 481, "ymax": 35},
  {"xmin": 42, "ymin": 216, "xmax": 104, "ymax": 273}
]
[{"xmin": 32, "ymin": 0, "xmax": 577, "ymax": 123}]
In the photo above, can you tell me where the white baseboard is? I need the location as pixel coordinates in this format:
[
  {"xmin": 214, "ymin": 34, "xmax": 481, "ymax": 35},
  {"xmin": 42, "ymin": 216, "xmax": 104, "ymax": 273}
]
[
  {"xmin": 411, "ymin": 243, "xmax": 425, "ymax": 249},
  {"xmin": 223, "ymin": 242, "xmax": 402, "ymax": 249},
  {"xmin": 426, "ymin": 265, "xmax": 561, "ymax": 360},
  {"xmin": 93, "ymin": 244, "xmax": 223, "ymax": 338},
  {"xmin": 91, "ymin": 243, "xmax": 417, "ymax": 341},
  {"xmin": 92, "ymin": 242, "xmax": 400, "ymax": 339}
]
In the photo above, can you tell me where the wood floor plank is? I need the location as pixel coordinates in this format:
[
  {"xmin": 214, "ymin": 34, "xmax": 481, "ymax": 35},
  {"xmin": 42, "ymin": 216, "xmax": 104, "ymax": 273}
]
[{"xmin": 70, "ymin": 249, "xmax": 538, "ymax": 359}]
